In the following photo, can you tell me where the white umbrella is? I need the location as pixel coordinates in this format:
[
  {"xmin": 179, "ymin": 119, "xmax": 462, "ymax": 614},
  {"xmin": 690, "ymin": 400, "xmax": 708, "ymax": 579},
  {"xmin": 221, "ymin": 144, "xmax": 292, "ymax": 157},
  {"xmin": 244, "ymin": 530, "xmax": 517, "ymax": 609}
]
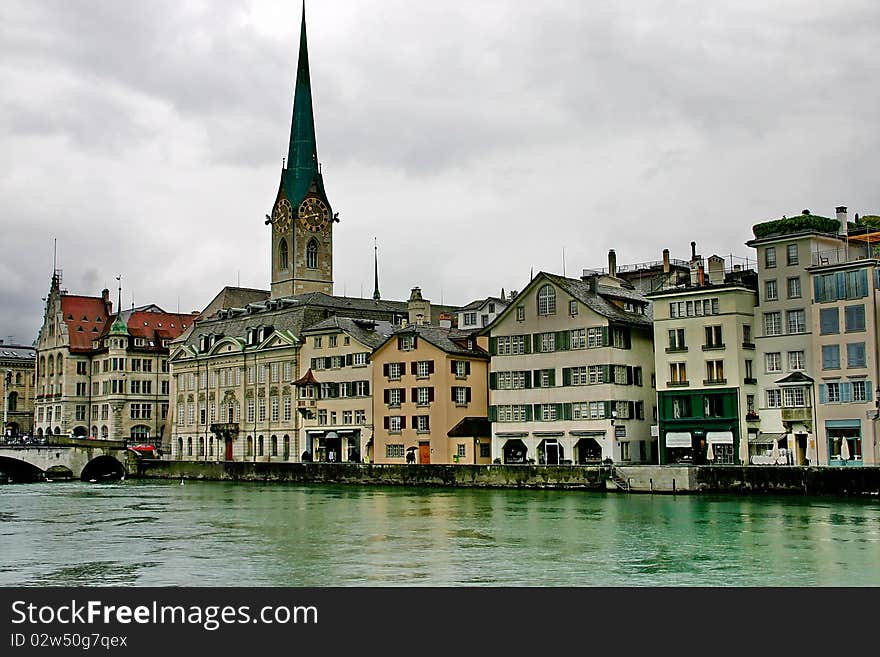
[
  {"xmin": 705, "ymin": 440, "xmax": 714, "ymax": 461},
  {"xmin": 840, "ymin": 436, "xmax": 851, "ymax": 461},
  {"xmin": 771, "ymin": 438, "xmax": 780, "ymax": 464},
  {"xmin": 806, "ymin": 437, "xmax": 817, "ymax": 465}
]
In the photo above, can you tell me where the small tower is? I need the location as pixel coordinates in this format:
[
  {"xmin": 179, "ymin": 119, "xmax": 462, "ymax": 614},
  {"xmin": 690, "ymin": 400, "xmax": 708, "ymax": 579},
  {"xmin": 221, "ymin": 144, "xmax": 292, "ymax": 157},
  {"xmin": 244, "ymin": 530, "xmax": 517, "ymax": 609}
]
[{"xmin": 408, "ymin": 287, "xmax": 431, "ymax": 326}]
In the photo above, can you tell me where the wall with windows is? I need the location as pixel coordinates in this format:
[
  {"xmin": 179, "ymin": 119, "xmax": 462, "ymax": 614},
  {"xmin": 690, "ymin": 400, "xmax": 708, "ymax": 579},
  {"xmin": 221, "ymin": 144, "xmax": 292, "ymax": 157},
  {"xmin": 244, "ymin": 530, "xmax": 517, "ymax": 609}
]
[
  {"xmin": 488, "ymin": 276, "xmax": 656, "ymax": 465},
  {"xmin": 810, "ymin": 262, "xmax": 880, "ymax": 465}
]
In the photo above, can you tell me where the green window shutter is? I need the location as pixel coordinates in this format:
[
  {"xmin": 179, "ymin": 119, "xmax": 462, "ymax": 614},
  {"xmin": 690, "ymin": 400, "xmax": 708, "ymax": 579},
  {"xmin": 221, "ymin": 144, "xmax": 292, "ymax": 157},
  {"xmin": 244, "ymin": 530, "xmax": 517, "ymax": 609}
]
[
  {"xmin": 562, "ymin": 403, "xmax": 572, "ymax": 421},
  {"xmin": 524, "ymin": 371, "xmax": 532, "ymax": 388},
  {"xmin": 635, "ymin": 367, "xmax": 643, "ymax": 386},
  {"xmin": 533, "ymin": 403, "xmax": 542, "ymax": 420},
  {"xmin": 533, "ymin": 370, "xmax": 541, "ymax": 387},
  {"xmin": 532, "ymin": 334, "xmax": 541, "ymax": 352},
  {"xmin": 868, "ymin": 381, "xmax": 874, "ymax": 403},
  {"xmin": 489, "ymin": 337, "xmax": 497, "ymax": 356},
  {"xmin": 601, "ymin": 326, "xmax": 610, "ymax": 347},
  {"xmin": 523, "ymin": 335, "xmax": 532, "ymax": 354},
  {"xmin": 556, "ymin": 330, "xmax": 569, "ymax": 351},
  {"xmin": 602, "ymin": 364, "xmax": 611, "ymax": 384},
  {"xmin": 626, "ymin": 366, "xmax": 633, "ymax": 385},
  {"xmin": 555, "ymin": 403, "xmax": 564, "ymax": 419},
  {"xmin": 562, "ymin": 367, "xmax": 571, "ymax": 386},
  {"xmin": 624, "ymin": 328, "xmax": 632, "ymax": 349},
  {"xmin": 628, "ymin": 401, "xmax": 635, "ymax": 418},
  {"xmin": 488, "ymin": 406, "xmax": 497, "ymax": 422},
  {"xmin": 604, "ymin": 401, "xmax": 612, "ymax": 418},
  {"xmin": 489, "ymin": 372, "xmax": 497, "ymax": 390},
  {"xmin": 548, "ymin": 369, "xmax": 556, "ymax": 387},
  {"xmin": 524, "ymin": 405, "xmax": 533, "ymax": 422}
]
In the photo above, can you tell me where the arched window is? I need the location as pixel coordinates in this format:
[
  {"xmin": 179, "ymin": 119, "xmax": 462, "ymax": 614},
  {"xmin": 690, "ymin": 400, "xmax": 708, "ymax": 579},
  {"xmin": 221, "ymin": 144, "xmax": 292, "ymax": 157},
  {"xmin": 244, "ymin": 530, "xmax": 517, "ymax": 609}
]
[
  {"xmin": 7, "ymin": 392, "xmax": 17, "ymax": 412},
  {"xmin": 271, "ymin": 435, "xmax": 278, "ymax": 457},
  {"xmin": 198, "ymin": 437, "xmax": 205, "ymax": 456},
  {"xmin": 227, "ymin": 404, "xmax": 234, "ymax": 423},
  {"xmin": 209, "ymin": 438, "xmax": 214, "ymax": 457},
  {"xmin": 279, "ymin": 238, "xmax": 289, "ymax": 271},
  {"xmin": 537, "ymin": 285, "xmax": 556, "ymax": 316},
  {"xmin": 306, "ymin": 239, "xmax": 318, "ymax": 269},
  {"xmin": 246, "ymin": 436, "xmax": 253, "ymax": 456},
  {"xmin": 187, "ymin": 437, "xmax": 193, "ymax": 456},
  {"xmin": 37, "ymin": 427, "xmax": 43, "ymax": 437},
  {"xmin": 56, "ymin": 354, "xmax": 63, "ymax": 373},
  {"xmin": 177, "ymin": 437, "xmax": 183, "ymax": 456},
  {"xmin": 258, "ymin": 435, "xmax": 264, "ymax": 456},
  {"xmin": 15, "ymin": 373, "xmax": 21, "ymax": 385},
  {"xmin": 283, "ymin": 435, "xmax": 290, "ymax": 460},
  {"xmin": 91, "ymin": 425, "xmax": 98, "ymax": 439},
  {"xmin": 48, "ymin": 354, "xmax": 54, "ymax": 376},
  {"xmin": 101, "ymin": 425, "xmax": 109, "ymax": 439},
  {"xmin": 131, "ymin": 425, "xmax": 150, "ymax": 439},
  {"xmin": 39, "ymin": 356, "xmax": 46, "ymax": 377}
]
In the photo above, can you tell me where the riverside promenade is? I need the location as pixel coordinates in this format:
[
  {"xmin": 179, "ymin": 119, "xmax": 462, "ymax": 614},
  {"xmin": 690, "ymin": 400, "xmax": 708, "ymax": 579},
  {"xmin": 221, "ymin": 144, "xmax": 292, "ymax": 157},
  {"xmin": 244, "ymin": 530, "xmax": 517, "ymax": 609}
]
[{"xmin": 136, "ymin": 460, "xmax": 880, "ymax": 497}]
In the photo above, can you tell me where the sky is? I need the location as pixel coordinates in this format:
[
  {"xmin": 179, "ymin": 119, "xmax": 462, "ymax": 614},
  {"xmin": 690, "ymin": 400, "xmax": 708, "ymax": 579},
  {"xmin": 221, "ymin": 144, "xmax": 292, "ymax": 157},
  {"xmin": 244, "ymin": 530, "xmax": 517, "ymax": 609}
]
[{"xmin": 2, "ymin": 0, "xmax": 879, "ymax": 346}]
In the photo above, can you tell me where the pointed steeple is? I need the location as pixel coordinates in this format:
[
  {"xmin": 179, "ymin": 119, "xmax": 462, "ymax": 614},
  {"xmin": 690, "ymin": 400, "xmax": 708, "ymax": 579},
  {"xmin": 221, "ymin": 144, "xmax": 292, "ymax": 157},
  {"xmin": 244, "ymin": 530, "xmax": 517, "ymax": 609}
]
[
  {"xmin": 372, "ymin": 238, "xmax": 381, "ymax": 301},
  {"xmin": 109, "ymin": 275, "xmax": 129, "ymax": 336},
  {"xmin": 281, "ymin": 2, "xmax": 328, "ymax": 210}
]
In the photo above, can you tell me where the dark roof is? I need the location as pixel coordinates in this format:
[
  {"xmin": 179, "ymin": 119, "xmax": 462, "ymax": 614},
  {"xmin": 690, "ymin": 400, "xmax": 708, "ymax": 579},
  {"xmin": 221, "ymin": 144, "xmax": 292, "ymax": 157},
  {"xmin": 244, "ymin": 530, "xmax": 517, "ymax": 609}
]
[
  {"xmin": 459, "ymin": 296, "xmax": 505, "ymax": 311},
  {"xmin": 377, "ymin": 324, "xmax": 489, "ymax": 359},
  {"xmin": 541, "ymin": 273, "xmax": 653, "ymax": 327},
  {"xmin": 200, "ymin": 286, "xmax": 270, "ymax": 319},
  {"xmin": 775, "ymin": 372, "xmax": 815, "ymax": 386},
  {"xmin": 0, "ymin": 345, "xmax": 36, "ymax": 360},
  {"xmin": 447, "ymin": 417, "xmax": 491, "ymax": 438},
  {"xmin": 301, "ymin": 316, "xmax": 395, "ymax": 349},
  {"xmin": 293, "ymin": 369, "xmax": 319, "ymax": 385}
]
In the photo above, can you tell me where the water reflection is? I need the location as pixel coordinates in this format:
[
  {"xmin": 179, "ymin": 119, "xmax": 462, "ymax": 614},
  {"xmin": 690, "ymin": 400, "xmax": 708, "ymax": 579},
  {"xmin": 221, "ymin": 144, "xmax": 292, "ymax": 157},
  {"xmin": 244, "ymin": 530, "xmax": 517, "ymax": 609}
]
[{"xmin": 1, "ymin": 480, "xmax": 878, "ymax": 586}]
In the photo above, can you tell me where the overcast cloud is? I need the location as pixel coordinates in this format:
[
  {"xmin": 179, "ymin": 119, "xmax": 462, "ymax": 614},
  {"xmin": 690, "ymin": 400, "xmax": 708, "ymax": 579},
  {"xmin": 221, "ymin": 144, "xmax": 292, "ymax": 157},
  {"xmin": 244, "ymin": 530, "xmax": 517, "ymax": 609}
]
[{"xmin": 2, "ymin": 0, "xmax": 879, "ymax": 345}]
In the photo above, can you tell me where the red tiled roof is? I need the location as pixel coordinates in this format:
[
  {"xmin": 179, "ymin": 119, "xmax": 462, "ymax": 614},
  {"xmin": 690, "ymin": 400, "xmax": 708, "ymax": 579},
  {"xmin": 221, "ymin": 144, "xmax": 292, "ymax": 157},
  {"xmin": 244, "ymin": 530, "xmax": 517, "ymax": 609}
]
[
  {"xmin": 126, "ymin": 311, "xmax": 198, "ymax": 341},
  {"xmin": 60, "ymin": 295, "xmax": 111, "ymax": 352}
]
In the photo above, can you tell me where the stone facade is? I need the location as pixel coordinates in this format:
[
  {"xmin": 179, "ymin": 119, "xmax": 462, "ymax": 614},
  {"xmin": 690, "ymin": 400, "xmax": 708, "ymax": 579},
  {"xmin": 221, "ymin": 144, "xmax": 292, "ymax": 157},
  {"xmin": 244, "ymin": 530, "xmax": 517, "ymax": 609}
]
[{"xmin": 1, "ymin": 342, "xmax": 35, "ymax": 438}]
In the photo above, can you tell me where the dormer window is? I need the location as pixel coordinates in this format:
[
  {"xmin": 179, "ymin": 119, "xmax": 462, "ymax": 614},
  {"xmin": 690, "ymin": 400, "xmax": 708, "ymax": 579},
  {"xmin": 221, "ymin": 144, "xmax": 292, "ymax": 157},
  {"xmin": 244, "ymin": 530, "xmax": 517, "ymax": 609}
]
[
  {"xmin": 82, "ymin": 315, "xmax": 88, "ymax": 321},
  {"xmin": 398, "ymin": 335, "xmax": 416, "ymax": 351},
  {"xmin": 537, "ymin": 285, "xmax": 556, "ymax": 316}
]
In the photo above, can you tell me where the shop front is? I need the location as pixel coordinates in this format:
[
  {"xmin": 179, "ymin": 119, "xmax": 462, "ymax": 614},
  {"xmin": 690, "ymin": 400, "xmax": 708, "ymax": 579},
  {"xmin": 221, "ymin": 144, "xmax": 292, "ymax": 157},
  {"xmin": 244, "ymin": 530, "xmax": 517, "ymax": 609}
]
[{"xmin": 826, "ymin": 420, "xmax": 862, "ymax": 466}]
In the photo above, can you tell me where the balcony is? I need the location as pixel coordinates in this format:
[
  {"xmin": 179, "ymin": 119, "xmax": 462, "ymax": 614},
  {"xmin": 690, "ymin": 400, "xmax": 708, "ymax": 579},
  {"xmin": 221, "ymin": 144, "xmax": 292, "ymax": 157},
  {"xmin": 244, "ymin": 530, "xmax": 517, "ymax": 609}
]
[
  {"xmin": 742, "ymin": 342, "xmax": 755, "ymax": 350},
  {"xmin": 702, "ymin": 343, "xmax": 726, "ymax": 351},
  {"xmin": 744, "ymin": 378, "xmax": 758, "ymax": 385},
  {"xmin": 665, "ymin": 346, "xmax": 688, "ymax": 354},
  {"xmin": 703, "ymin": 378, "xmax": 728, "ymax": 386},
  {"xmin": 781, "ymin": 407, "xmax": 812, "ymax": 424},
  {"xmin": 745, "ymin": 412, "xmax": 760, "ymax": 422},
  {"xmin": 811, "ymin": 246, "xmax": 873, "ymax": 268},
  {"xmin": 667, "ymin": 380, "xmax": 690, "ymax": 387}
]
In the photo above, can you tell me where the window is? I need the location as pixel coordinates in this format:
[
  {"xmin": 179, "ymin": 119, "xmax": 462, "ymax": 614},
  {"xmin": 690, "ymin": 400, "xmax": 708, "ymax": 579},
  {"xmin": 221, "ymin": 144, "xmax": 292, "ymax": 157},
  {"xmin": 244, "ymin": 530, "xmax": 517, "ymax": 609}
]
[
  {"xmin": 669, "ymin": 362, "xmax": 687, "ymax": 384},
  {"xmin": 388, "ymin": 388, "xmax": 402, "ymax": 407},
  {"xmin": 704, "ymin": 325, "xmax": 723, "ymax": 348},
  {"xmin": 786, "ymin": 244, "xmax": 798, "ymax": 266},
  {"xmin": 416, "ymin": 387, "xmax": 430, "ymax": 406},
  {"xmin": 668, "ymin": 328, "xmax": 686, "ymax": 351},
  {"xmin": 822, "ymin": 344, "xmax": 840, "ymax": 370},
  {"xmin": 745, "ymin": 359, "xmax": 753, "ymax": 380},
  {"xmin": 706, "ymin": 360, "xmax": 724, "ymax": 383},
  {"xmin": 815, "ymin": 269, "xmax": 869, "ymax": 302},
  {"xmin": 386, "ymin": 444, "xmax": 404, "ymax": 458},
  {"xmin": 783, "ymin": 388, "xmax": 805, "ymax": 408},
  {"xmin": 246, "ymin": 399, "xmax": 255, "ymax": 423},
  {"xmin": 570, "ymin": 328, "xmax": 586, "ymax": 349},
  {"xmin": 388, "ymin": 362, "xmax": 402, "ymax": 380},
  {"xmin": 258, "ymin": 398, "xmax": 266, "ymax": 422},
  {"xmin": 569, "ymin": 300, "xmax": 578, "ymax": 316},
  {"xmin": 306, "ymin": 239, "xmax": 318, "ymax": 269},
  {"xmin": 703, "ymin": 395, "xmax": 723, "ymax": 417},
  {"xmin": 353, "ymin": 352, "xmax": 367, "ymax": 366},
  {"xmin": 588, "ymin": 401, "xmax": 605, "ymax": 419},
  {"xmin": 766, "ymin": 389, "xmax": 781, "ymax": 408},
  {"xmin": 540, "ymin": 332, "xmax": 555, "ymax": 353},
  {"xmin": 463, "ymin": 312, "xmax": 477, "ymax": 326},
  {"xmin": 283, "ymin": 396, "xmax": 291, "ymax": 422},
  {"xmin": 271, "ymin": 362, "xmax": 279, "ymax": 382},
  {"xmin": 399, "ymin": 336, "xmax": 415, "ymax": 351},
  {"xmin": 75, "ymin": 405, "xmax": 86, "ymax": 421},
  {"xmin": 76, "ymin": 361, "xmax": 87, "ymax": 375},
  {"xmin": 826, "ymin": 382, "xmax": 840, "ymax": 403},
  {"xmin": 454, "ymin": 360, "xmax": 468, "ymax": 377},
  {"xmin": 844, "ymin": 305, "xmax": 866, "ymax": 332},
  {"xmin": 587, "ymin": 327, "xmax": 603, "ymax": 348},
  {"xmin": 313, "ymin": 336, "xmax": 322, "ymax": 349},
  {"xmin": 765, "ymin": 246, "xmax": 776, "ymax": 268},
  {"xmin": 318, "ymin": 409, "xmax": 327, "ymax": 425},
  {"xmin": 852, "ymin": 381, "xmax": 868, "ymax": 402},
  {"xmin": 279, "ymin": 238, "xmax": 288, "ymax": 270},
  {"xmin": 540, "ymin": 404, "xmax": 557, "ymax": 421},
  {"xmin": 788, "ymin": 351, "xmax": 805, "ymax": 371},
  {"xmin": 271, "ymin": 397, "xmax": 279, "ymax": 422},
  {"xmin": 416, "ymin": 416, "xmax": 430, "ymax": 433},
  {"xmin": 847, "ymin": 342, "xmax": 866, "ymax": 368},
  {"xmin": 537, "ymin": 285, "xmax": 556, "ymax": 315},
  {"xmin": 765, "ymin": 352, "xmax": 782, "ymax": 372},
  {"xmin": 454, "ymin": 386, "xmax": 470, "ymax": 405},
  {"xmin": 355, "ymin": 409, "xmax": 366, "ymax": 424},
  {"xmin": 765, "ymin": 280, "xmax": 778, "ymax": 301},
  {"xmin": 787, "ymin": 277, "xmax": 801, "ymax": 299},
  {"xmin": 743, "ymin": 325, "xmax": 752, "ymax": 345},
  {"xmin": 342, "ymin": 411, "xmax": 352, "ymax": 425},
  {"xmin": 787, "ymin": 309, "xmax": 806, "ymax": 334},
  {"xmin": 612, "ymin": 327, "xmax": 628, "ymax": 349},
  {"xmin": 456, "ymin": 444, "xmax": 467, "ymax": 457},
  {"xmin": 416, "ymin": 361, "xmax": 431, "ymax": 378},
  {"xmin": 764, "ymin": 312, "xmax": 782, "ymax": 336},
  {"xmin": 75, "ymin": 382, "xmax": 87, "ymax": 396},
  {"xmin": 671, "ymin": 396, "xmax": 691, "ymax": 419},
  {"xmin": 569, "ymin": 366, "xmax": 588, "ymax": 386},
  {"xmin": 820, "ymin": 308, "xmax": 839, "ymax": 334},
  {"xmin": 389, "ymin": 416, "xmax": 402, "ymax": 433},
  {"xmin": 331, "ymin": 356, "xmax": 343, "ymax": 369}
]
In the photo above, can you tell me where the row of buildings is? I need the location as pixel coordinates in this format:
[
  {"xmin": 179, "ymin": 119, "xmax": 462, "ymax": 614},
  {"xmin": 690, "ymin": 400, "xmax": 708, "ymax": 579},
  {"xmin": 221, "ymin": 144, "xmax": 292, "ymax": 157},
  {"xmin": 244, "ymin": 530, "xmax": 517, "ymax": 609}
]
[{"xmin": 10, "ymin": 7, "xmax": 880, "ymax": 469}]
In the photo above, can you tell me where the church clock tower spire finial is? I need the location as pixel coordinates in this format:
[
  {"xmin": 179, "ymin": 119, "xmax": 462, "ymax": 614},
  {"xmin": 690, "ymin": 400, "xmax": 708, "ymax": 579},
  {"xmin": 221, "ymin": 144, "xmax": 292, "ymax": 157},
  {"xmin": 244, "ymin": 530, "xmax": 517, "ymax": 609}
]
[
  {"xmin": 373, "ymin": 238, "xmax": 380, "ymax": 301},
  {"xmin": 270, "ymin": 2, "xmax": 335, "ymax": 299}
]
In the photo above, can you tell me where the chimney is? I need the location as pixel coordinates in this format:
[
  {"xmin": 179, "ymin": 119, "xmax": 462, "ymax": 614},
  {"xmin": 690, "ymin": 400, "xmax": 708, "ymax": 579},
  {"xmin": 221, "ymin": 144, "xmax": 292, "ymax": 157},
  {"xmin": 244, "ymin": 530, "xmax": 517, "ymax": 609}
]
[
  {"xmin": 408, "ymin": 286, "xmax": 431, "ymax": 326},
  {"xmin": 585, "ymin": 274, "xmax": 597, "ymax": 293},
  {"xmin": 690, "ymin": 241, "xmax": 697, "ymax": 260},
  {"xmin": 707, "ymin": 255, "xmax": 724, "ymax": 285},
  {"xmin": 439, "ymin": 313, "xmax": 452, "ymax": 329},
  {"xmin": 608, "ymin": 249, "xmax": 617, "ymax": 277},
  {"xmin": 836, "ymin": 206, "xmax": 848, "ymax": 234},
  {"xmin": 662, "ymin": 249, "xmax": 670, "ymax": 274}
]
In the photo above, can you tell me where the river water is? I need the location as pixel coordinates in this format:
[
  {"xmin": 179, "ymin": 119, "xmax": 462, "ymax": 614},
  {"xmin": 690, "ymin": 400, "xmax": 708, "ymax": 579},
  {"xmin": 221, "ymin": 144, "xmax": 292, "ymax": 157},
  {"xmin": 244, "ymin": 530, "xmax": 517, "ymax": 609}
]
[{"xmin": 1, "ymin": 480, "xmax": 878, "ymax": 586}]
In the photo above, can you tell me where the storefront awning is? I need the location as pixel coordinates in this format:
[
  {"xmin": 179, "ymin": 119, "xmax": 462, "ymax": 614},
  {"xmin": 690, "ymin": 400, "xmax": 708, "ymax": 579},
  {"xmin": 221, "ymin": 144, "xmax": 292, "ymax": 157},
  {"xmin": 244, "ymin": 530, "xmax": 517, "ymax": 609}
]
[
  {"xmin": 706, "ymin": 431, "xmax": 734, "ymax": 445},
  {"xmin": 665, "ymin": 432, "xmax": 692, "ymax": 447},
  {"xmin": 749, "ymin": 432, "xmax": 784, "ymax": 444}
]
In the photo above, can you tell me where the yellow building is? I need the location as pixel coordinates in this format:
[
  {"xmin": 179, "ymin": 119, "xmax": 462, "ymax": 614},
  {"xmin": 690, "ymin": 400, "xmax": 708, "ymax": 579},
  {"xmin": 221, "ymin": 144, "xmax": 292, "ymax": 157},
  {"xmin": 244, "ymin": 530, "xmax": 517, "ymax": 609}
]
[
  {"xmin": 371, "ymin": 320, "xmax": 490, "ymax": 465},
  {"xmin": 1, "ymin": 341, "xmax": 35, "ymax": 440}
]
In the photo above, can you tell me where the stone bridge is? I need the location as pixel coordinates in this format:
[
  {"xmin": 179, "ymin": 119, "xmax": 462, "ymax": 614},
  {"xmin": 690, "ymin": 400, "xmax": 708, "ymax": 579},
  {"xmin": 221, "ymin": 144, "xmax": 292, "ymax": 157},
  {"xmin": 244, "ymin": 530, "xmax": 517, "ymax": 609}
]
[{"xmin": 0, "ymin": 438, "xmax": 138, "ymax": 482}]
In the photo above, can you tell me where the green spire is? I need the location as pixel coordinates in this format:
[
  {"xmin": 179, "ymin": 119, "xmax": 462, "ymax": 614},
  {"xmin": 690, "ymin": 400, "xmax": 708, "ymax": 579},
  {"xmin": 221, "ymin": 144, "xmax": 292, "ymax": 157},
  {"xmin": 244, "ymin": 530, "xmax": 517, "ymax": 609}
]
[
  {"xmin": 109, "ymin": 276, "xmax": 128, "ymax": 336},
  {"xmin": 281, "ymin": 3, "xmax": 328, "ymax": 209},
  {"xmin": 372, "ymin": 238, "xmax": 380, "ymax": 301}
]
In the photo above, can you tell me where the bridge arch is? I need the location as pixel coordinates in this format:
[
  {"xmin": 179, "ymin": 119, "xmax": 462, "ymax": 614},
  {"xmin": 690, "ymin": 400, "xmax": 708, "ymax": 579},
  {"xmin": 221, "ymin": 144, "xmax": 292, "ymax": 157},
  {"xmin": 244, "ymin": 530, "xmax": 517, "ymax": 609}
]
[
  {"xmin": 80, "ymin": 455, "xmax": 125, "ymax": 482},
  {"xmin": 72, "ymin": 426, "xmax": 88, "ymax": 437},
  {"xmin": 0, "ymin": 455, "xmax": 45, "ymax": 483}
]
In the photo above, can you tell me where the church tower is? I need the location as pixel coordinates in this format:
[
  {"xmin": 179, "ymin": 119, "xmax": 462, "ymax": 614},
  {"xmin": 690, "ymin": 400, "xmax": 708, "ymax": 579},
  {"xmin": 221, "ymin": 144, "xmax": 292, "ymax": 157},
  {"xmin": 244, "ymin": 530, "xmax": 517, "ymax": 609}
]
[{"xmin": 269, "ymin": 5, "xmax": 336, "ymax": 298}]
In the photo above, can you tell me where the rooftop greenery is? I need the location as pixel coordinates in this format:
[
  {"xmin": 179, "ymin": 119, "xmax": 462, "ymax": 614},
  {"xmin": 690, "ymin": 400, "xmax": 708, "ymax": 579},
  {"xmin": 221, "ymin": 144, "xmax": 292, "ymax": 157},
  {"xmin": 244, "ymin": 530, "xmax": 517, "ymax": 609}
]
[{"xmin": 752, "ymin": 210, "xmax": 839, "ymax": 239}]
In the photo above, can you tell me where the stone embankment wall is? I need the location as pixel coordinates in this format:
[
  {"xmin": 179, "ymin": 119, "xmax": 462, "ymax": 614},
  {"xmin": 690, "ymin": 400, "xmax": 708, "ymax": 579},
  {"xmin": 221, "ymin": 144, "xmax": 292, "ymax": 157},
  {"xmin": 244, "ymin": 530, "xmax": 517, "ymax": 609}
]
[{"xmin": 137, "ymin": 460, "xmax": 880, "ymax": 496}]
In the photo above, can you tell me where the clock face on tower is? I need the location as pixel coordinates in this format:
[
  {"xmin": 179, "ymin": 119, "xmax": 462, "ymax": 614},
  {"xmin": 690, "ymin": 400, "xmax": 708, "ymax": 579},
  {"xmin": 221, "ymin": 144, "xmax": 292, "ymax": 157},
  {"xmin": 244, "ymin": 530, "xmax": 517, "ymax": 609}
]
[
  {"xmin": 298, "ymin": 196, "xmax": 331, "ymax": 232},
  {"xmin": 272, "ymin": 199, "xmax": 292, "ymax": 234}
]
